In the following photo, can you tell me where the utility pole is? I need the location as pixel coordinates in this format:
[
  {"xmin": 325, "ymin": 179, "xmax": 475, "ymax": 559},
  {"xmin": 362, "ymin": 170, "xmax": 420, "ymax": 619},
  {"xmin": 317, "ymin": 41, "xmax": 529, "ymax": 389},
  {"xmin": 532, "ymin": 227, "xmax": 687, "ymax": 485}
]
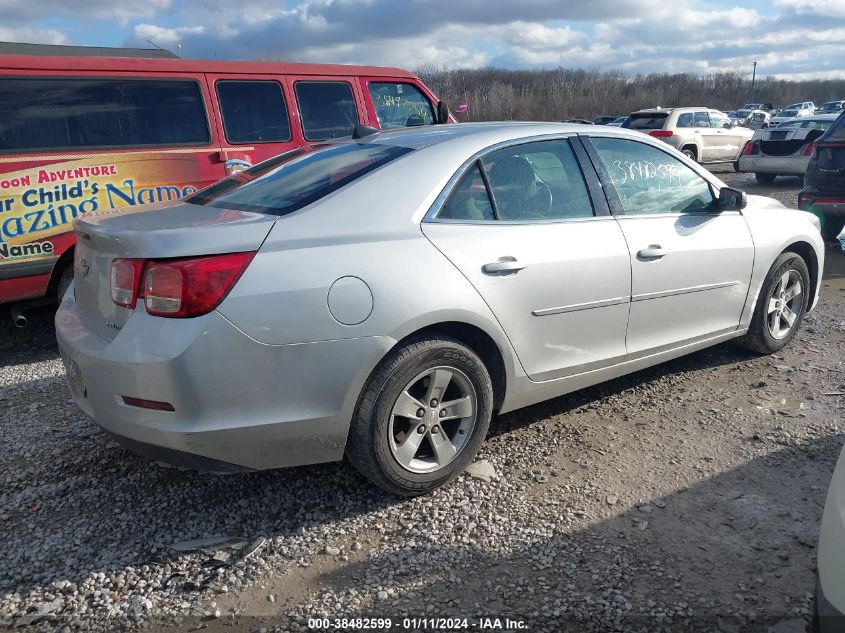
[{"xmin": 750, "ymin": 61, "xmax": 757, "ymax": 103}]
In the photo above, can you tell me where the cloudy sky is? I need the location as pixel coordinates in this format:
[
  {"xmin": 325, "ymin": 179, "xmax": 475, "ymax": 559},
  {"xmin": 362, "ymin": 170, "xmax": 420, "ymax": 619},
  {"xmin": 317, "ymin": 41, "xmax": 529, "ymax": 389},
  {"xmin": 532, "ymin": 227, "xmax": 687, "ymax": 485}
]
[{"xmin": 1, "ymin": 0, "xmax": 844, "ymax": 79}]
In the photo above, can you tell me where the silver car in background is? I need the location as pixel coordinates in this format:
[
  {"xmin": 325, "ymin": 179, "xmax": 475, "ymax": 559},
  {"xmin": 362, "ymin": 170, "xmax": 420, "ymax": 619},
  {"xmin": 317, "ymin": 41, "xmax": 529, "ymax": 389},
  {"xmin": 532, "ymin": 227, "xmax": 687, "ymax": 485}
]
[
  {"xmin": 56, "ymin": 122, "xmax": 824, "ymax": 495},
  {"xmin": 770, "ymin": 102, "xmax": 816, "ymax": 125},
  {"xmin": 737, "ymin": 114, "xmax": 840, "ymax": 183}
]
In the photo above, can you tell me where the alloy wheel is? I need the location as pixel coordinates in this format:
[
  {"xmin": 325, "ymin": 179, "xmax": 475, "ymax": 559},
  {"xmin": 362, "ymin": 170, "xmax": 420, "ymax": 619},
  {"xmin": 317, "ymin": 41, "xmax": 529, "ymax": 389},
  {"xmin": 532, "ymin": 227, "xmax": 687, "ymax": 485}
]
[
  {"xmin": 767, "ymin": 269, "xmax": 802, "ymax": 340},
  {"xmin": 388, "ymin": 366, "xmax": 477, "ymax": 474}
]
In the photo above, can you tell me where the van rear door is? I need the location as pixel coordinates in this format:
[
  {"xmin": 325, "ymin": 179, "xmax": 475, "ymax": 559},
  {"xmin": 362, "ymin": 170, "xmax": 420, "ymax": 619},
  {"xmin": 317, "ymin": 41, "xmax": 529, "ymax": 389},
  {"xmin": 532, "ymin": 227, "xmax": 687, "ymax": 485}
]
[{"xmin": 205, "ymin": 74, "xmax": 303, "ymax": 174}]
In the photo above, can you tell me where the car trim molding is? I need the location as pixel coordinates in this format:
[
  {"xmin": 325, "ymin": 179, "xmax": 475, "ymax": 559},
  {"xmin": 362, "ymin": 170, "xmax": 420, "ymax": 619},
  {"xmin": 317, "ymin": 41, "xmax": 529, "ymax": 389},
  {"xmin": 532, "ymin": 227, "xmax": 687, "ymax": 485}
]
[
  {"xmin": 632, "ymin": 280, "xmax": 741, "ymax": 302},
  {"xmin": 532, "ymin": 296, "xmax": 629, "ymax": 317}
]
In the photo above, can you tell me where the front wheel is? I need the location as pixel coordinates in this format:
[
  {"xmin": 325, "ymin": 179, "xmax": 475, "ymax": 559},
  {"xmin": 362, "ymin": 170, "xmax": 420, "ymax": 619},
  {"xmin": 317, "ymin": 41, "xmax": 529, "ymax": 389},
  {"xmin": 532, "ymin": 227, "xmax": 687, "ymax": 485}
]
[
  {"xmin": 346, "ymin": 336, "xmax": 493, "ymax": 496},
  {"xmin": 735, "ymin": 252, "xmax": 810, "ymax": 354}
]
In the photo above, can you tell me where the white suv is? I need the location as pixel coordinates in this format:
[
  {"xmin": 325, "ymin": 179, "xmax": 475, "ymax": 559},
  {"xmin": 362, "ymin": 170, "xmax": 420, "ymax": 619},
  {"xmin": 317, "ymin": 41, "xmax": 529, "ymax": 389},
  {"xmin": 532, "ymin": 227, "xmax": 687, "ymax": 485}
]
[
  {"xmin": 770, "ymin": 102, "xmax": 815, "ymax": 125},
  {"xmin": 622, "ymin": 107, "xmax": 754, "ymax": 163}
]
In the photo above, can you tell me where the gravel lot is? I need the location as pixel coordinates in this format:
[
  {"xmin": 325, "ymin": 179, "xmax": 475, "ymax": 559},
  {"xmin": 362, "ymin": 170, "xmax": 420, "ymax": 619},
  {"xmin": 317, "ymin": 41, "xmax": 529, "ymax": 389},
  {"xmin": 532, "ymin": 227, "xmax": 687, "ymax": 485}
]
[{"xmin": 1, "ymin": 167, "xmax": 844, "ymax": 632}]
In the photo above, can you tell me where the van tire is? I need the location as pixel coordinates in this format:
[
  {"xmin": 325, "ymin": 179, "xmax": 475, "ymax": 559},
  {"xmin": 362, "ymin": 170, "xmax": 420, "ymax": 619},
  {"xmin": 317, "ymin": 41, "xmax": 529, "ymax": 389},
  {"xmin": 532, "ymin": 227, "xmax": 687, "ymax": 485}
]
[{"xmin": 57, "ymin": 265, "xmax": 74, "ymax": 302}]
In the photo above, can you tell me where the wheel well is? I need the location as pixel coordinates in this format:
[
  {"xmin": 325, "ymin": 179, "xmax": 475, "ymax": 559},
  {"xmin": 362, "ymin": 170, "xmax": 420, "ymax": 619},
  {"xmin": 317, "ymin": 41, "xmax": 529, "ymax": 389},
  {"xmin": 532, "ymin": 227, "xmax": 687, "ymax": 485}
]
[
  {"xmin": 681, "ymin": 144, "xmax": 698, "ymax": 158},
  {"xmin": 48, "ymin": 246, "xmax": 74, "ymax": 296},
  {"xmin": 783, "ymin": 241, "xmax": 819, "ymax": 305},
  {"xmin": 397, "ymin": 322, "xmax": 507, "ymax": 412}
]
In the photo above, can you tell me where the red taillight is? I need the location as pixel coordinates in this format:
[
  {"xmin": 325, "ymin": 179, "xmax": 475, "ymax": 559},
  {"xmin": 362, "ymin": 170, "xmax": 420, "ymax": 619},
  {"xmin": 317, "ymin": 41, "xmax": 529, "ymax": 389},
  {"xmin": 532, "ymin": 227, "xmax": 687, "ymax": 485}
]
[
  {"xmin": 649, "ymin": 130, "xmax": 673, "ymax": 138},
  {"xmin": 121, "ymin": 396, "xmax": 175, "ymax": 411},
  {"xmin": 741, "ymin": 141, "xmax": 756, "ymax": 156},
  {"xmin": 143, "ymin": 251, "xmax": 255, "ymax": 318},
  {"xmin": 110, "ymin": 259, "xmax": 145, "ymax": 308},
  {"xmin": 804, "ymin": 141, "xmax": 815, "ymax": 157},
  {"xmin": 797, "ymin": 191, "xmax": 813, "ymax": 210}
]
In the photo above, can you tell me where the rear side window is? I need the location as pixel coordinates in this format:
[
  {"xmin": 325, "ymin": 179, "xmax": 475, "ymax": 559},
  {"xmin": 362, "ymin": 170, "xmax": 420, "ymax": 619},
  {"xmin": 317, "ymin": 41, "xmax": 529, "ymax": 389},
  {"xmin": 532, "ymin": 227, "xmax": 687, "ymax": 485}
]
[
  {"xmin": 623, "ymin": 113, "xmax": 668, "ymax": 130},
  {"xmin": 368, "ymin": 82, "xmax": 434, "ymax": 129},
  {"xmin": 216, "ymin": 80, "xmax": 291, "ymax": 143},
  {"xmin": 823, "ymin": 112, "xmax": 845, "ymax": 140},
  {"xmin": 676, "ymin": 113, "xmax": 694, "ymax": 128},
  {"xmin": 0, "ymin": 78, "xmax": 208, "ymax": 152},
  {"xmin": 188, "ymin": 143, "xmax": 413, "ymax": 216},
  {"xmin": 295, "ymin": 81, "xmax": 358, "ymax": 141}
]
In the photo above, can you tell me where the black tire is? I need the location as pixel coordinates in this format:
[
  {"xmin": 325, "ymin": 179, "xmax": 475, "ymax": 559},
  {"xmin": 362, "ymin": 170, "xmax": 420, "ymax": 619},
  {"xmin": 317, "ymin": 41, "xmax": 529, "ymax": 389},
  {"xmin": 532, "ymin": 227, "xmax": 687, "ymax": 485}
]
[
  {"xmin": 346, "ymin": 336, "xmax": 493, "ymax": 496},
  {"xmin": 732, "ymin": 161, "xmax": 740, "ymax": 173},
  {"xmin": 57, "ymin": 265, "xmax": 74, "ymax": 302},
  {"xmin": 821, "ymin": 215, "xmax": 845, "ymax": 242},
  {"xmin": 755, "ymin": 172, "xmax": 777, "ymax": 183},
  {"xmin": 681, "ymin": 147, "xmax": 697, "ymax": 162},
  {"xmin": 735, "ymin": 252, "xmax": 810, "ymax": 354}
]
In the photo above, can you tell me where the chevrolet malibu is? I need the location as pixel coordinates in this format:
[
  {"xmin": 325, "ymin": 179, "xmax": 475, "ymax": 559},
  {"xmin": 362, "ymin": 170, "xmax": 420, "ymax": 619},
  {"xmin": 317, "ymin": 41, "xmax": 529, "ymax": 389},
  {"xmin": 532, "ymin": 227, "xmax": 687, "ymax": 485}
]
[{"xmin": 56, "ymin": 122, "xmax": 825, "ymax": 495}]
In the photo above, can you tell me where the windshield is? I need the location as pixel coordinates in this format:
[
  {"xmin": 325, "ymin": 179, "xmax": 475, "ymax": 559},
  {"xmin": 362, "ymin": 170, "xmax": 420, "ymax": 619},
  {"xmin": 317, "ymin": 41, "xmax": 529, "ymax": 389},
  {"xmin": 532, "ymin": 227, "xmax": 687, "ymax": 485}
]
[
  {"xmin": 820, "ymin": 102, "xmax": 843, "ymax": 111},
  {"xmin": 622, "ymin": 113, "xmax": 668, "ymax": 130},
  {"xmin": 188, "ymin": 143, "xmax": 414, "ymax": 216}
]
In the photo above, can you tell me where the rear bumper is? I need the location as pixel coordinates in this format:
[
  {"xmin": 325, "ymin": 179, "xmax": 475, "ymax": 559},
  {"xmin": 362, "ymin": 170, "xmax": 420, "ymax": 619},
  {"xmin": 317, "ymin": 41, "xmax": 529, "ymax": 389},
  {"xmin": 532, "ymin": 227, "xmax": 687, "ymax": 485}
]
[
  {"xmin": 737, "ymin": 154, "xmax": 809, "ymax": 175},
  {"xmin": 814, "ymin": 578, "xmax": 845, "ymax": 633},
  {"xmin": 799, "ymin": 189, "xmax": 845, "ymax": 218},
  {"xmin": 55, "ymin": 287, "xmax": 394, "ymax": 471}
]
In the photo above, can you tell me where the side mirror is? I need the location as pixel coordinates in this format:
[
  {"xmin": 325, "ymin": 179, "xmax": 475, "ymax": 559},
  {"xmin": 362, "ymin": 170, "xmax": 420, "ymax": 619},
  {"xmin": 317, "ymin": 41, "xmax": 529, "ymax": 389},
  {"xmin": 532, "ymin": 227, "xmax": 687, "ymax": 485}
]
[
  {"xmin": 718, "ymin": 186, "xmax": 747, "ymax": 211},
  {"xmin": 436, "ymin": 101, "xmax": 450, "ymax": 124}
]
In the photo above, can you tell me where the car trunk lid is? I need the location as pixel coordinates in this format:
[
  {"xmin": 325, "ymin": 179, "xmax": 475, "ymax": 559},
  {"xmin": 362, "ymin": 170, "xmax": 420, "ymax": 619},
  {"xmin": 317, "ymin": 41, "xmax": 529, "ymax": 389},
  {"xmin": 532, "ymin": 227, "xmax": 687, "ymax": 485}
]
[
  {"xmin": 759, "ymin": 127, "xmax": 822, "ymax": 156},
  {"xmin": 72, "ymin": 201, "xmax": 276, "ymax": 340}
]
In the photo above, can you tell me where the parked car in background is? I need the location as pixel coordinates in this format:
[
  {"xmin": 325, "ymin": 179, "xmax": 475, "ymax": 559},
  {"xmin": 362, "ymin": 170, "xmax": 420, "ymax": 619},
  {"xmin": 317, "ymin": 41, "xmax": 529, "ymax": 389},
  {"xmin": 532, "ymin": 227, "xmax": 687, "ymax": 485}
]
[
  {"xmin": 0, "ymin": 48, "xmax": 451, "ymax": 319},
  {"xmin": 743, "ymin": 110, "xmax": 772, "ymax": 129},
  {"xmin": 741, "ymin": 102, "xmax": 776, "ymax": 114},
  {"xmin": 593, "ymin": 116, "xmax": 621, "ymax": 125},
  {"xmin": 561, "ymin": 118, "xmax": 594, "ymax": 125},
  {"xmin": 799, "ymin": 111, "xmax": 845, "ymax": 240},
  {"xmin": 737, "ymin": 114, "xmax": 838, "ymax": 183},
  {"xmin": 770, "ymin": 102, "xmax": 816, "ymax": 125},
  {"xmin": 622, "ymin": 107, "xmax": 754, "ymax": 163},
  {"xmin": 815, "ymin": 100, "xmax": 845, "ymax": 115},
  {"xmin": 815, "ymin": 441, "xmax": 845, "ymax": 632},
  {"xmin": 56, "ymin": 122, "xmax": 823, "ymax": 495},
  {"xmin": 607, "ymin": 117, "xmax": 627, "ymax": 126}
]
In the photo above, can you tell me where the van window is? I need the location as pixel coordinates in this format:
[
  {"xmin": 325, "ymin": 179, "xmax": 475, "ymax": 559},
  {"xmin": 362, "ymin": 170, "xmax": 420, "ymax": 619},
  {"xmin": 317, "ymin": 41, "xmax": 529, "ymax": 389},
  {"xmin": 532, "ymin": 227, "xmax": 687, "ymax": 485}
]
[
  {"xmin": 368, "ymin": 82, "xmax": 434, "ymax": 129},
  {"xmin": 294, "ymin": 81, "xmax": 358, "ymax": 141},
  {"xmin": 0, "ymin": 78, "xmax": 208, "ymax": 152},
  {"xmin": 216, "ymin": 80, "xmax": 291, "ymax": 143}
]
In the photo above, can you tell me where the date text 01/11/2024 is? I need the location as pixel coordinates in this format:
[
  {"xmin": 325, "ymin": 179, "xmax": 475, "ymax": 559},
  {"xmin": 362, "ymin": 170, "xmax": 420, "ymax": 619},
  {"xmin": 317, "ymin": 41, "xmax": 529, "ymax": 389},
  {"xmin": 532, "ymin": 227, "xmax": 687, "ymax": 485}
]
[{"xmin": 306, "ymin": 617, "xmax": 528, "ymax": 630}]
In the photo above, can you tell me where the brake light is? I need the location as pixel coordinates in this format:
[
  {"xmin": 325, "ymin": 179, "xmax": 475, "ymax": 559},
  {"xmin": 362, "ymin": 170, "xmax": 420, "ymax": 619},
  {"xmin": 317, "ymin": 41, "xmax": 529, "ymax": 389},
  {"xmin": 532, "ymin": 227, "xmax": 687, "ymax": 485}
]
[
  {"xmin": 143, "ymin": 251, "xmax": 255, "ymax": 318},
  {"xmin": 804, "ymin": 142, "xmax": 815, "ymax": 157},
  {"xmin": 649, "ymin": 130, "xmax": 673, "ymax": 138},
  {"xmin": 797, "ymin": 191, "xmax": 813, "ymax": 210},
  {"xmin": 741, "ymin": 141, "xmax": 757, "ymax": 156},
  {"xmin": 110, "ymin": 259, "xmax": 145, "ymax": 308}
]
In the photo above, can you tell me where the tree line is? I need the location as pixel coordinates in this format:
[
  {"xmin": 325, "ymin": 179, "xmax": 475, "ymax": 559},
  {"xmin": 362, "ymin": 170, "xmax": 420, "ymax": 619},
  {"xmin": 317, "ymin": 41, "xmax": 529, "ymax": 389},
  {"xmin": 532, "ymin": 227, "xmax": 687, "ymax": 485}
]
[{"xmin": 417, "ymin": 66, "xmax": 845, "ymax": 121}]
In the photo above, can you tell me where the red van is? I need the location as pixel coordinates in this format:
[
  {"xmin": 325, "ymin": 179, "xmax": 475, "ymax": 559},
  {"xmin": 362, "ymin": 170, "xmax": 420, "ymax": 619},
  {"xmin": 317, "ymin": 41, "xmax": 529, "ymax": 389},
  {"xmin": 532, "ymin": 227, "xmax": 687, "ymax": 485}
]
[{"xmin": 0, "ymin": 51, "xmax": 450, "ymax": 320}]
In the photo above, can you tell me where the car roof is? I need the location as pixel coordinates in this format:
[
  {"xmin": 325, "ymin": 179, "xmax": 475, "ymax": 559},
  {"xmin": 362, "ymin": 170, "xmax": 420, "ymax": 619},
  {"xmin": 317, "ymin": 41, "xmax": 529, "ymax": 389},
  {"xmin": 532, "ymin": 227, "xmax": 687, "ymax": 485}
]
[
  {"xmin": 779, "ymin": 114, "xmax": 840, "ymax": 123},
  {"xmin": 629, "ymin": 107, "xmax": 717, "ymax": 115},
  {"xmin": 337, "ymin": 121, "xmax": 649, "ymax": 153}
]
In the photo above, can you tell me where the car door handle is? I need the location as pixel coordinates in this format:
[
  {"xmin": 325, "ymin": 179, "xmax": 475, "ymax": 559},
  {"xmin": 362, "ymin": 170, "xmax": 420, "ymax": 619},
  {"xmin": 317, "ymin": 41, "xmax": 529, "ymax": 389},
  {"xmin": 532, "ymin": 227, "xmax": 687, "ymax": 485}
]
[
  {"xmin": 482, "ymin": 258, "xmax": 526, "ymax": 275},
  {"xmin": 637, "ymin": 245, "xmax": 667, "ymax": 260}
]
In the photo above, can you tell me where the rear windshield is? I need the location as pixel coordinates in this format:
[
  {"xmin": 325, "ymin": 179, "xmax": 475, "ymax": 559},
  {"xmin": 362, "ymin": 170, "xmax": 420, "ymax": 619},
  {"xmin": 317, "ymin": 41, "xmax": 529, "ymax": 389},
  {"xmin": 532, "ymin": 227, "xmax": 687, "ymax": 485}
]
[
  {"xmin": 188, "ymin": 143, "xmax": 413, "ymax": 216},
  {"xmin": 622, "ymin": 113, "xmax": 668, "ymax": 130},
  {"xmin": 780, "ymin": 110, "xmax": 798, "ymax": 117}
]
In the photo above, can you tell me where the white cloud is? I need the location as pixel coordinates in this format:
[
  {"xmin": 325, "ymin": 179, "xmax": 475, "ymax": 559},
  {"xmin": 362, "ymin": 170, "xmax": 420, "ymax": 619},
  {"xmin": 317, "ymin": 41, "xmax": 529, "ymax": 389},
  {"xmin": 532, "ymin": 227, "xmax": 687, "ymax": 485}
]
[
  {"xmin": 775, "ymin": 0, "xmax": 845, "ymax": 18},
  {"xmin": 0, "ymin": 26, "xmax": 67, "ymax": 45}
]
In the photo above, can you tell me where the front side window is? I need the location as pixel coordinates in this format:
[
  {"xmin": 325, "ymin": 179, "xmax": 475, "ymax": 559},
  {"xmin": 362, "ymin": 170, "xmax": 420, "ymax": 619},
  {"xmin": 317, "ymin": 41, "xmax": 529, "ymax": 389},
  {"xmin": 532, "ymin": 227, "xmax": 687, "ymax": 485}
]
[
  {"xmin": 216, "ymin": 80, "xmax": 290, "ymax": 143},
  {"xmin": 589, "ymin": 137, "xmax": 715, "ymax": 216},
  {"xmin": 188, "ymin": 142, "xmax": 412, "ymax": 216},
  {"xmin": 295, "ymin": 81, "xmax": 358, "ymax": 141},
  {"xmin": 368, "ymin": 82, "xmax": 434, "ymax": 129},
  {"xmin": 694, "ymin": 112, "xmax": 711, "ymax": 128},
  {"xmin": 0, "ymin": 77, "xmax": 209, "ymax": 152}
]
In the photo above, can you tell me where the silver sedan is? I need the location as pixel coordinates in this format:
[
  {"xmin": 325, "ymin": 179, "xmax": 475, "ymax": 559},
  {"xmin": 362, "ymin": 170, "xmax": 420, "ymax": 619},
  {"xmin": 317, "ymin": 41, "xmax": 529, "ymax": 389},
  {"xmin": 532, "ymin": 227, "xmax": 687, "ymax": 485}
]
[{"xmin": 56, "ymin": 122, "xmax": 825, "ymax": 495}]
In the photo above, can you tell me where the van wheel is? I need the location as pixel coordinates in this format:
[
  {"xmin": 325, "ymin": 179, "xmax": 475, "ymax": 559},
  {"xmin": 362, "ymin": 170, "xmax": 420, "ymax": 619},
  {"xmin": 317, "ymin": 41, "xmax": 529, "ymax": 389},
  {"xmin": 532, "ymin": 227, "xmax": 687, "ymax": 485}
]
[
  {"xmin": 755, "ymin": 173, "xmax": 777, "ymax": 183},
  {"xmin": 346, "ymin": 336, "xmax": 493, "ymax": 496},
  {"xmin": 57, "ymin": 265, "xmax": 74, "ymax": 302},
  {"xmin": 735, "ymin": 252, "xmax": 810, "ymax": 354},
  {"xmin": 681, "ymin": 147, "xmax": 697, "ymax": 162}
]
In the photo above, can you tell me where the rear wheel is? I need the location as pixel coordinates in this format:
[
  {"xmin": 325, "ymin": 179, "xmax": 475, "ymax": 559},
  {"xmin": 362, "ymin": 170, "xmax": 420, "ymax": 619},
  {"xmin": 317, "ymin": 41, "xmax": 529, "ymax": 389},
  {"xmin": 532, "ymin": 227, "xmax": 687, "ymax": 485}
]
[
  {"xmin": 346, "ymin": 336, "xmax": 493, "ymax": 496},
  {"xmin": 681, "ymin": 146, "xmax": 697, "ymax": 162},
  {"xmin": 755, "ymin": 172, "xmax": 777, "ymax": 183},
  {"xmin": 735, "ymin": 252, "xmax": 810, "ymax": 354}
]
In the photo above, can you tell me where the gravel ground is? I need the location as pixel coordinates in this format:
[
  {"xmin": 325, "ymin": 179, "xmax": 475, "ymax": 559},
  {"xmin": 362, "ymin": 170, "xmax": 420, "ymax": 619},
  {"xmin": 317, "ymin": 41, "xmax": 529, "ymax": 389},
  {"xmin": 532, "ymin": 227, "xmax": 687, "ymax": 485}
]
[{"xmin": 1, "ymin": 168, "xmax": 844, "ymax": 632}]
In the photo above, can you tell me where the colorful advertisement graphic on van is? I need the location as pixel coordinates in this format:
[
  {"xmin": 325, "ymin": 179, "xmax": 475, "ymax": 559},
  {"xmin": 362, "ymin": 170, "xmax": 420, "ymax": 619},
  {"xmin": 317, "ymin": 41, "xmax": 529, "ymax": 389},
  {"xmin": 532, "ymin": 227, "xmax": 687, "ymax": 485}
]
[{"xmin": 0, "ymin": 152, "xmax": 204, "ymax": 265}]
